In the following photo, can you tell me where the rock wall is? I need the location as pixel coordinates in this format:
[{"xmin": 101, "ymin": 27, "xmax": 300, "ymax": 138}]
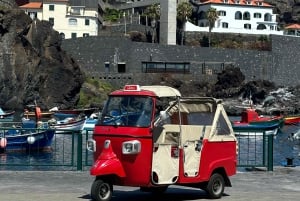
[
  {"xmin": 61, "ymin": 34, "xmax": 300, "ymax": 88},
  {"xmin": 0, "ymin": 8, "xmax": 84, "ymax": 110}
]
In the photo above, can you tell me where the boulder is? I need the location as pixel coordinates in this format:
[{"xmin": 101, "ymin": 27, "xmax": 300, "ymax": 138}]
[{"xmin": 0, "ymin": 8, "xmax": 84, "ymax": 110}]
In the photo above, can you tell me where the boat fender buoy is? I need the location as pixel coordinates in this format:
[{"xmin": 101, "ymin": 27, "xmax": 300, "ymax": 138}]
[
  {"xmin": 0, "ymin": 138, "xmax": 7, "ymax": 148},
  {"xmin": 35, "ymin": 107, "xmax": 42, "ymax": 121},
  {"xmin": 27, "ymin": 136, "xmax": 36, "ymax": 145}
]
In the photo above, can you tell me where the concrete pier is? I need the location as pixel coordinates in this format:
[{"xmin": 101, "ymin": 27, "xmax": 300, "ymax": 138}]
[{"xmin": 0, "ymin": 167, "xmax": 299, "ymax": 201}]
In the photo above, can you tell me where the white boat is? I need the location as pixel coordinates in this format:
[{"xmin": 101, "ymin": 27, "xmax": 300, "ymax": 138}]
[
  {"xmin": 82, "ymin": 113, "xmax": 99, "ymax": 133},
  {"xmin": 288, "ymin": 129, "xmax": 300, "ymax": 144},
  {"xmin": 49, "ymin": 117, "xmax": 86, "ymax": 133}
]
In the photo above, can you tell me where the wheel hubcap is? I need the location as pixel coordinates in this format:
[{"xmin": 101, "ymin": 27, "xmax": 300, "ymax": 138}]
[
  {"xmin": 99, "ymin": 183, "xmax": 110, "ymax": 199},
  {"xmin": 213, "ymin": 180, "xmax": 221, "ymax": 194}
]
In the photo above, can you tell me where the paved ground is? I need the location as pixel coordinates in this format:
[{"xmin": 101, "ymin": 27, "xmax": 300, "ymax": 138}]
[{"xmin": 0, "ymin": 166, "xmax": 299, "ymax": 201}]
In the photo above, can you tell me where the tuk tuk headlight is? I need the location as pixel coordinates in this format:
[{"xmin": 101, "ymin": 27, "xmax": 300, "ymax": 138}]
[
  {"xmin": 122, "ymin": 140, "xmax": 141, "ymax": 154},
  {"xmin": 87, "ymin": 139, "xmax": 96, "ymax": 152}
]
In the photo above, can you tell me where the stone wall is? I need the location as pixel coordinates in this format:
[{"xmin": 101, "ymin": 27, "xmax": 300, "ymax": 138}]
[
  {"xmin": 0, "ymin": 0, "xmax": 17, "ymax": 8},
  {"xmin": 61, "ymin": 34, "xmax": 300, "ymax": 88}
]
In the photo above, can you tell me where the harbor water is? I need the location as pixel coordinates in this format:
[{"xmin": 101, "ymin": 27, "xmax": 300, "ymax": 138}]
[{"xmin": 0, "ymin": 115, "xmax": 299, "ymax": 170}]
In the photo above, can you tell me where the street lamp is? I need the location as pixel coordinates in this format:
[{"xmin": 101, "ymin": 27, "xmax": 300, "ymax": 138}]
[
  {"xmin": 151, "ymin": 20, "xmax": 156, "ymax": 43},
  {"xmin": 123, "ymin": 12, "xmax": 127, "ymax": 35}
]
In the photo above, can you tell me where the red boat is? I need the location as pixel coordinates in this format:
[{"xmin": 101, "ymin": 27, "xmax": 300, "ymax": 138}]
[
  {"xmin": 232, "ymin": 108, "xmax": 284, "ymax": 134},
  {"xmin": 284, "ymin": 115, "xmax": 300, "ymax": 125}
]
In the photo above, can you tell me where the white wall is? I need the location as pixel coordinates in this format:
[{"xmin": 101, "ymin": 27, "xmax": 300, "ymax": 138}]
[
  {"xmin": 42, "ymin": 2, "xmax": 98, "ymax": 39},
  {"xmin": 192, "ymin": 4, "xmax": 283, "ymax": 35}
]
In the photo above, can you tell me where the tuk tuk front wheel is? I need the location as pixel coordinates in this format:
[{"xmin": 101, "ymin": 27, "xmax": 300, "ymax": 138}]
[
  {"xmin": 206, "ymin": 173, "xmax": 225, "ymax": 199},
  {"xmin": 91, "ymin": 179, "xmax": 113, "ymax": 201}
]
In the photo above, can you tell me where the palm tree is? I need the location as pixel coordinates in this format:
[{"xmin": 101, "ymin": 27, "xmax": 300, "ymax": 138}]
[
  {"xmin": 177, "ymin": 1, "xmax": 193, "ymax": 45},
  {"xmin": 144, "ymin": 3, "xmax": 160, "ymax": 43},
  {"xmin": 206, "ymin": 7, "xmax": 219, "ymax": 47}
]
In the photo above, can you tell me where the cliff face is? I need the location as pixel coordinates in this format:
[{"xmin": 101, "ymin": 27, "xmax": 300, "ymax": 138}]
[{"xmin": 0, "ymin": 8, "xmax": 84, "ymax": 110}]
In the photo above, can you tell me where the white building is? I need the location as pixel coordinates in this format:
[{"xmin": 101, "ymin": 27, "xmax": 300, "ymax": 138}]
[
  {"xmin": 188, "ymin": 0, "xmax": 283, "ymax": 35},
  {"xmin": 20, "ymin": 0, "xmax": 100, "ymax": 39}
]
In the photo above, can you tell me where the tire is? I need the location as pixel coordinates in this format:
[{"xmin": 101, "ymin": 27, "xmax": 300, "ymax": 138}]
[
  {"xmin": 91, "ymin": 179, "xmax": 113, "ymax": 201},
  {"xmin": 206, "ymin": 173, "xmax": 225, "ymax": 199}
]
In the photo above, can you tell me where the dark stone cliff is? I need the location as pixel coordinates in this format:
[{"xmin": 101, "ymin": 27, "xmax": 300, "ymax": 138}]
[{"xmin": 0, "ymin": 7, "xmax": 85, "ymax": 110}]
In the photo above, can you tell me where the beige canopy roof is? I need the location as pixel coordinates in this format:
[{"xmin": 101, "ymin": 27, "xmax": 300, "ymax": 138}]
[{"xmin": 141, "ymin": 86, "xmax": 181, "ymax": 98}]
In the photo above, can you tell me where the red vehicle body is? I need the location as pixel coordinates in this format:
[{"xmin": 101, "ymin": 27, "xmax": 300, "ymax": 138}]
[{"xmin": 87, "ymin": 85, "xmax": 237, "ymax": 201}]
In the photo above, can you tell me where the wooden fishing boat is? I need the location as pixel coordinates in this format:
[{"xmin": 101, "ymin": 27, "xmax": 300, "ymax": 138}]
[
  {"xmin": 49, "ymin": 116, "xmax": 86, "ymax": 133},
  {"xmin": 0, "ymin": 120, "xmax": 55, "ymax": 152},
  {"xmin": 284, "ymin": 115, "xmax": 300, "ymax": 125},
  {"xmin": 50, "ymin": 107, "xmax": 97, "ymax": 120},
  {"xmin": 232, "ymin": 108, "xmax": 284, "ymax": 135},
  {"xmin": 0, "ymin": 108, "xmax": 15, "ymax": 122}
]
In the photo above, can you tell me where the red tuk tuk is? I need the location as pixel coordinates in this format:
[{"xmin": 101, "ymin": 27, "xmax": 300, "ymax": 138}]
[{"xmin": 87, "ymin": 85, "xmax": 237, "ymax": 201}]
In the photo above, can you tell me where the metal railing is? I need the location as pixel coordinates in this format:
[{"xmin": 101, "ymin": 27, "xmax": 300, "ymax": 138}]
[
  {"xmin": 0, "ymin": 126, "xmax": 94, "ymax": 171},
  {"xmin": 1, "ymin": 127, "xmax": 274, "ymax": 171},
  {"xmin": 234, "ymin": 129, "xmax": 274, "ymax": 171}
]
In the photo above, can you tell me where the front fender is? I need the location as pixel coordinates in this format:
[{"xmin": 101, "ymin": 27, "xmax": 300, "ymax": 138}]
[{"xmin": 90, "ymin": 157, "xmax": 126, "ymax": 178}]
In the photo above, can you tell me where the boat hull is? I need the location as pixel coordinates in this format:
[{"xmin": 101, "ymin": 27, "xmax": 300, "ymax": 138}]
[
  {"xmin": 0, "ymin": 129, "xmax": 55, "ymax": 152},
  {"xmin": 284, "ymin": 115, "xmax": 300, "ymax": 125},
  {"xmin": 51, "ymin": 118, "xmax": 86, "ymax": 133}
]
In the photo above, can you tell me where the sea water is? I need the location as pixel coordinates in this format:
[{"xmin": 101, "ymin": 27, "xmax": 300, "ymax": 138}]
[{"xmin": 0, "ymin": 115, "xmax": 299, "ymax": 170}]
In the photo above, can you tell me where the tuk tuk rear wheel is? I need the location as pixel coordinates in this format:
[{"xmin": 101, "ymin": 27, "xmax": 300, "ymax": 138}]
[
  {"xmin": 91, "ymin": 179, "xmax": 113, "ymax": 201},
  {"xmin": 206, "ymin": 173, "xmax": 225, "ymax": 199}
]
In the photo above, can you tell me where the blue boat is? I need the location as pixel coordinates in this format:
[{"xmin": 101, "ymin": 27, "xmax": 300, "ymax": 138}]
[{"xmin": 0, "ymin": 120, "xmax": 55, "ymax": 152}]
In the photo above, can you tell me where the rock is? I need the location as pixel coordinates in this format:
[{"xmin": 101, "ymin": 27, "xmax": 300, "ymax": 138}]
[{"xmin": 0, "ymin": 8, "xmax": 84, "ymax": 111}]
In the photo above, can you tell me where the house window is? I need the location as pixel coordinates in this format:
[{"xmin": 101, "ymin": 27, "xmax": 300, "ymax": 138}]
[
  {"xmin": 83, "ymin": 33, "xmax": 89, "ymax": 37},
  {"xmin": 60, "ymin": 33, "xmax": 65, "ymax": 39},
  {"xmin": 199, "ymin": 11, "xmax": 206, "ymax": 20},
  {"xmin": 71, "ymin": 7, "xmax": 81, "ymax": 15},
  {"xmin": 85, "ymin": 19, "xmax": 90, "ymax": 26},
  {"xmin": 254, "ymin": 13, "xmax": 261, "ymax": 18},
  {"xmin": 244, "ymin": 24, "xmax": 251, "ymax": 29},
  {"xmin": 257, "ymin": 24, "xmax": 266, "ymax": 30},
  {"xmin": 235, "ymin": 11, "xmax": 242, "ymax": 20},
  {"xmin": 257, "ymin": 2, "xmax": 263, "ymax": 6},
  {"xmin": 246, "ymin": 0, "xmax": 251, "ymax": 4},
  {"xmin": 71, "ymin": 33, "xmax": 77, "ymax": 39},
  {"xmin": 218, "ymin": 10, "xmax": 226, "ymax": 16},
  {"xmin": 243, "ymin": 12, "xmax": 250, "ymax": 20},
  {"xmin": 264, "ymin": 13, "xmax": 272, "ymax": 22},
  {"xmin": 222, "ymin": 22, "xmax": 228, "ymax": 28},
  {"xmin": 223, "ymin": 0, "xmax": 229, "ymax": 3},
  {"xmin": 69, "ymin": 18, "xmax": 77, "ymax": 25},
  {"xmin": 49, "ymin": 18, "xmax": 54, "ymax": 26},
  {"xmin": 49, "ymin": 5, "xmax": 54, "ymax": 11},
  {"xmin": 28, "ymin": 12, "xmax": 37, "ymax": 20},
  {"xmin": 235, "ymin": 0, "xmax": 240, "ymax": 4}
]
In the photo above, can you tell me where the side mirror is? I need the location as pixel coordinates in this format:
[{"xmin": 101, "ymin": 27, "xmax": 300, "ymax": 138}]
[{"xmin": 160, "ymin": 111, "xmax": 168, "ymax": 121}]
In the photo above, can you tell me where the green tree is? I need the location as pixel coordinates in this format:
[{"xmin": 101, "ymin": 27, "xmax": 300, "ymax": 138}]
[
  {"xmin": 206, "ymin": 7, "xmax": 219, "ymax": 47},
  {"xmin": 144, "ymin": 3, "xmax": 160, "ymax": 43},
  {"xmin": 177, "ymin": 1, "xmax": 193, "ymax": 45},
  {"xmin": 103, "ymin": 8, "xmax": 121, "ymax": 22}
]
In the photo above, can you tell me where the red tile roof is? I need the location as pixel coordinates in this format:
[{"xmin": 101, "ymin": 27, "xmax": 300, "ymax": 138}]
[
  {"xmin": 196, "ymin": 0, "xmax": 272, "ymax": 7},
  {"xmin": 285, "ymin": 24, "xmax": 300, "ymax": 30},
  {"xmin": 43, "ymin": 0, "xmax": 69, "ymax": 2},
  {"xmin": 19, "ymin": 2, "xmax": 42, "ymax": 9}
]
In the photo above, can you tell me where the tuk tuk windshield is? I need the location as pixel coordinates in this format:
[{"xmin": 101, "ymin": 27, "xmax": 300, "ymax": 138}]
[{"xmin": 100, "ymin": 96, "xmax": 153, "ymax": 127}]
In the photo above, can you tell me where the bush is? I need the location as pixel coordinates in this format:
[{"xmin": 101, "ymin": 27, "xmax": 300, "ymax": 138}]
[
  {"xmin": 129, "ymin": 31, "xmax": 147, "ymax": 42},
  {"xmin": 77, "ymin": 78, "xmax": 116, "ymax": 108}
]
